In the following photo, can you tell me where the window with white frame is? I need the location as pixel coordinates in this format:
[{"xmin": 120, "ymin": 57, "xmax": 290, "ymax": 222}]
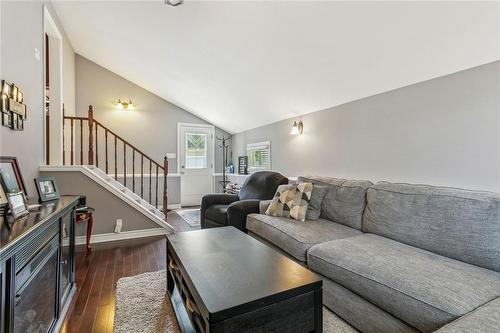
[{"xmin": 247, "ymin": 141, "xmax": 271, "ymax": 173}]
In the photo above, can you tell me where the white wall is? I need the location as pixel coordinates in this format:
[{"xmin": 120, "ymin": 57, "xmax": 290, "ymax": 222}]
[{"xmin": 232, "ymin": 61, "xmax": 500, "ymax": 192}]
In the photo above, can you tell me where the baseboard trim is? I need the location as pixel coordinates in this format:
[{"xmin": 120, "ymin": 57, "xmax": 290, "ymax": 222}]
[
  {"xmin": 167, "ymin": 204, "xmax": 181, "ymax": 210},
  {"xmin": 75, "ymin": 228, "xmax": 168, "ymax": 245}
]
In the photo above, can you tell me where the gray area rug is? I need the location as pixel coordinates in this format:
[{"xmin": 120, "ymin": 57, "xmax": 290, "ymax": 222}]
[
  {"xmin": 114, "ymin": 270, "xmax": 357, "ymax": 333},
  {"xmin": 176, "ymin": 208, "xmax": 201, "ymax": 227}
]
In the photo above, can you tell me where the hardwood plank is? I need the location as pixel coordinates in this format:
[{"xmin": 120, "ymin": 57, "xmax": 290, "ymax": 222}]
[
  {"xmin": 72, "ymin": 250, "xmax": 103, "ymax": 316},
  {"xmin": 79, "ymin": 249, "xmax": 112, "ymax": 332}
]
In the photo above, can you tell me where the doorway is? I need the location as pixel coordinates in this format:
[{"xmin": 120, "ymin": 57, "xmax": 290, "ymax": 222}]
[
  {"xmin": 43, "ymin": 6, "xmax": 63, "ymax": 165},
  {"xmin": 178, "ymin": 123, "xmax": 215, "ymax": 207}
]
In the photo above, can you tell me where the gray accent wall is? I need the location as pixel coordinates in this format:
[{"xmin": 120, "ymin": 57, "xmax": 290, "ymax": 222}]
[
  {"xmin": 41, "ymin": 170, "xmax": 160, "ymax": 236},
  {"xmin": 0, "ymin": 1, "xmax": 75, "ymax": 195},
  {"xmin": 75, "ymin": 55, "xmax": 231, "ymax": 175},
  {"xmin": 232, "ymin": 61, "xmax": 500, "ymax": 192}
]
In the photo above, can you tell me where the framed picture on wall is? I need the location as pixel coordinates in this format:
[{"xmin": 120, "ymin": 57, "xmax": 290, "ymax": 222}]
[
  {"xmin": 0, "ymin": 156, "xmax": 27, "ymax": 195},
  {"xmin": 1, "ymin": 80, "xmax": 11, "ymax": 96},
  {"xmin": 1, "ymin": 96, "xmax": 8, "ymax": 113},
  {"xmin": 11, "ymin": 85, "xmax": 18, "ymax": 101},
  {"xmin": 2, "ymin": 112, "xmax": 12, "ymax": 128},
  {"xmin": 17, "ymin": 90, "xmax": 23, "ymax": 103},
  {"xmin": 34, "ymin": 176, "xmax": 60, "ymax": 203}
]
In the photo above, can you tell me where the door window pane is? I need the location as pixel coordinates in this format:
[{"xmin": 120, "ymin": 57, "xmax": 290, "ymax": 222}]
[{"xmin": 185, "ymin": 133, "xmax": 207, "ymax": 169}]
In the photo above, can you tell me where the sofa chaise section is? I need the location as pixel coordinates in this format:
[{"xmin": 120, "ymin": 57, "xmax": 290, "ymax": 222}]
[{"xmin": 308, "ymin": 234, "xmax": 500, "ymax": 332}]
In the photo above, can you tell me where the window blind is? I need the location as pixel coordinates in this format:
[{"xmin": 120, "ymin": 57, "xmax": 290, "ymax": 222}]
[{"xmin": 247, "ymin": 141, "xmax": 271, "ymax": 173}]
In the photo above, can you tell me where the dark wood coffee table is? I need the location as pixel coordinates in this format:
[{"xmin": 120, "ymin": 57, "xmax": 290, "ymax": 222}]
[{"xmin": 166, "ymin": 227, "xmax": 322, "ymax": 333}]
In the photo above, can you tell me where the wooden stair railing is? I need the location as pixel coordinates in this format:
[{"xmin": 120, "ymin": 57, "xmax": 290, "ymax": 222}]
[{"xmin": 62, "ymin": 105, "xmax": 169, "ymax": 219}]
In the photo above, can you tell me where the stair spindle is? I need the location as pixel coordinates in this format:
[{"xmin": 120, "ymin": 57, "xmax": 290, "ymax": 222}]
[
  {"xmin": 141, "ymin": 154, "xmax": 144, "ymax": 198},
  {"xmin": 155, "ymin": 164, "xmax": 159, "ymax": 209},
  {"xmin": 80, "ymin": 119, "xmax": 83, "ymax": 164},
  {"xmin": 95, "ymin": 125, "xmax": 98, "ymax": 168},
  {"xmin": 114, "ymin": 136, "xmax": 117, "ymax": 180},
  {"xmin": 163, "ymin": 156, "xmax": 168, "ymax": 218},
  {"xmin": 88, "ymin": 105, "xmax": 94, "ymax": 165},
  {"xmin": 149, "ymin": 160, "xmax": 152, "ymax": 204},
  {"xmin": 124, "ymin": 142, "xmax": 127, "ymax": 187},
  {"xmin": 70, "ymin": 118, "xmax": 74, "ymax": 165},
  {"xmin": 132, "ymin": 149, "xmax": 135, "ymax": 192},
  {"xmin": 105, "ymin": 129, "xmax": 108, "ymax": 174}
]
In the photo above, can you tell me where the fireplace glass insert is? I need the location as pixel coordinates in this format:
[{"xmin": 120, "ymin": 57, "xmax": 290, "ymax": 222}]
[{"xmin": 14, "ymin": 236, "xmax": 59, "ymax": 333}]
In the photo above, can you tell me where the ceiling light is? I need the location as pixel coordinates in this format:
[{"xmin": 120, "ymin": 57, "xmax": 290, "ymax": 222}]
[
  {"xmin": 164, "ymin": 0, "xmax": 183, "ymax": 7},
  {"xmin": 291, "ymin": 121, "xmax": 303, "ymax": 135}
]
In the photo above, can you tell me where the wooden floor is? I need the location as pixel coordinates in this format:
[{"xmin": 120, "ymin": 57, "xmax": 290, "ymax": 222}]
[{"xmin": 60, "ymin": 211, "xmax": 197, "ymax": 333}]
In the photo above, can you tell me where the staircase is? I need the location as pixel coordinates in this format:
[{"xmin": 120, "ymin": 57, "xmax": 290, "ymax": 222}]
[{"xmin": 56, "ymin": 105, "xmax": 172, "ymax": 231}]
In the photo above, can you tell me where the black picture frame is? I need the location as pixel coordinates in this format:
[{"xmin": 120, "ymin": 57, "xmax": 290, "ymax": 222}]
[
  {"xmin": 34, "ymin": 176, "xmax": 60, "ymax": 203},
  {"xmin": 0, "ymin": 156, "xmax": 27, "ymax": 195}
]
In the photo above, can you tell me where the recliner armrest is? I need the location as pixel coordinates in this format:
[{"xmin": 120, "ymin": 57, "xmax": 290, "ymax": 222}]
[
  {"xmin": 201, "ymin": 194, "xmax": 239, "ymax": 207},
  {"xmin": 227, "ymin": 199, "xmax": 261, "ymax": 232},
  {"xmin": 201, "ymin": 194, "xmax": 239, "ymax": 228},
  {"xmin": 434, "ymin": 297, "xmax": 500, "ymax": 333},
  {"xmin": 259, "ymin": 200, "xmax": 272, "ymax": 214}
]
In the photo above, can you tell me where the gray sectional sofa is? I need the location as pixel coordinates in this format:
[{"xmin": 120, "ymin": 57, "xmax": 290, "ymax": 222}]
[{"xmin": 246, "ymin": 176, "xmax": 500, "ymax": 333}]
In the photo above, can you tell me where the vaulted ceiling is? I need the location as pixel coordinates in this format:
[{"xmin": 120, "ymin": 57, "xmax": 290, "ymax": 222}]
[{"xmin": 53, "ymin": 1, "xmax": 500, "ymax": 134}]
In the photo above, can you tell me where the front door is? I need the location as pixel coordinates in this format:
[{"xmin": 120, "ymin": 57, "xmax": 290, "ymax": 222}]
[{"xmin": 179, "ymin": 124, "xmax": 214, "ymax": 206}]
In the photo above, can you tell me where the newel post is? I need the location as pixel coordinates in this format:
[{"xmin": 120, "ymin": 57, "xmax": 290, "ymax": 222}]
[
  {"xmin": 163, "ymin": 156, "xmax": 169, "ymax": 220},
  {"xmin": 88, "ymin": 105, "xmax": 94, "ymax": 165}
]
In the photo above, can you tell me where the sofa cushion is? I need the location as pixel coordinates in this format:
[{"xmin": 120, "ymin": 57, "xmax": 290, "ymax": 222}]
[
  {"xmin": 307, "ymin": 234, "xmax": 500, "ymax": 333},
  {"xmin": 246, "ymin": 213, "xmax": 362, "ymax": 262},
  {"xmin": 363, "ymin": 182, "xmax": 500, "ymax": 271},
  {"xmin": 204, "ymin": 204, "xmax": 228, "ymax": 225},
  {"xmin": 306, "ymin": 185, "xmax": 328, "ymax": 220},
  {"xmin": 298, "ymin": 176, "xmax": 372, "ymax": 230}
]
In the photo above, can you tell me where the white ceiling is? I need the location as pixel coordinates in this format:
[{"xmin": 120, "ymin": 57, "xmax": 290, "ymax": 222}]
[{"xmin": 53, "ymin": 1, "xmax": 500, "ymax": 134}]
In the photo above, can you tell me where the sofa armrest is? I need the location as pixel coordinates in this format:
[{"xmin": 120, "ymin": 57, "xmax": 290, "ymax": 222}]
[
  {"xmin": 259, "ymin": 200, "xmax": 272, "ymax": 214},
  {"xmin": 434, "ymin": 297, "xmax": 500, "ymax": 333},
  {"xmin": 227, "ymin": 199, "xmax": 261, "ymax": 232},
  {"xmin": 201, "ymin": 194, "xmax": 239, "ymax": 228}
]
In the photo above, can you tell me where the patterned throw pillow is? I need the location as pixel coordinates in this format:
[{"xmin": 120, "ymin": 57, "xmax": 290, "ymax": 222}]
[{"xmin": 265, "ymin": 183, "xmax": 314, "ymax": 222}]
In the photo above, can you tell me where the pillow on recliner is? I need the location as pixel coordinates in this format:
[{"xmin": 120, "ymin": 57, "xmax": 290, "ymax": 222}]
[{"xmin": 265, "ymin": 183, "xmax": 313, "ymax": 222}]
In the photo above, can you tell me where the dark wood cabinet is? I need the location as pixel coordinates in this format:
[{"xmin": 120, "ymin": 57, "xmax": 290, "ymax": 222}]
[{"xmin": 0, "ymin": 196, "xmax": 79, "ymax": 333}]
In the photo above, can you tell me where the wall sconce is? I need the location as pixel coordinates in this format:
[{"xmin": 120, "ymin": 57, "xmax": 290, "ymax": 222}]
[
  {"xmin": 291, "ymin": 121, "xmax": 303, "ymax": 135},
  {"xmin": 115, "ymin": 99, "xmax": 135, "ymax": 111}
]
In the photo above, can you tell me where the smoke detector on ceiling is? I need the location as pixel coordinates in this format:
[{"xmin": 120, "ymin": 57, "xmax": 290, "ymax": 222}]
[{"xmin": 164, "ymin": 0, "xmax": 183, "ymax": 6}]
